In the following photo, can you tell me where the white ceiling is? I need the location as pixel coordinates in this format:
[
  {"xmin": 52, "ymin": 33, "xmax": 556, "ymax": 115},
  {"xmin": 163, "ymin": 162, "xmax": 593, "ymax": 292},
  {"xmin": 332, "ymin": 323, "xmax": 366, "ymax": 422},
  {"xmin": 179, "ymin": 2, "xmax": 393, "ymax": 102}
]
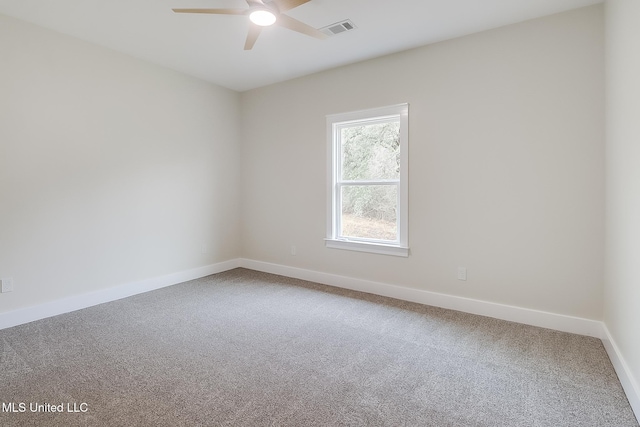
[{"xmin": 0, "ymin": 0, "xmax": 602, "ymax": 92}]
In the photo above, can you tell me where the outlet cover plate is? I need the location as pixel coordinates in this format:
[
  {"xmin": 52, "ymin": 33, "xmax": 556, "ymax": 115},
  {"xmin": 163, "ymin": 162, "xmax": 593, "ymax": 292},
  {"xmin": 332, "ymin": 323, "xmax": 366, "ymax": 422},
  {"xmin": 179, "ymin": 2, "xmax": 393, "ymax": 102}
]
[{"xmin": 1, "ymin": 278, "xmax": 14, "ymax": 293}]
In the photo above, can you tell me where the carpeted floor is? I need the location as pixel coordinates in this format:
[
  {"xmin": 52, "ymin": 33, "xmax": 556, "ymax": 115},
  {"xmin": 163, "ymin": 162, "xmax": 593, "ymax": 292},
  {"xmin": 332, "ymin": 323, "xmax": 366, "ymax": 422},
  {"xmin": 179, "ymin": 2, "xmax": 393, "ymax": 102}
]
[{"xmin": 0, "ymin": 268, "xmax": 637, "ymax": 426}]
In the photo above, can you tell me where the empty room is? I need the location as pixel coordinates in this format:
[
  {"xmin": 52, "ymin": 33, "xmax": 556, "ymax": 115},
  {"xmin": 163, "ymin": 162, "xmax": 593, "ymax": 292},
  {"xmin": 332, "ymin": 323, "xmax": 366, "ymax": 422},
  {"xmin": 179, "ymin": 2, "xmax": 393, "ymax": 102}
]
[{"xmin": 0, "ymin": 0, "xmax": 638, "ymax": 425}]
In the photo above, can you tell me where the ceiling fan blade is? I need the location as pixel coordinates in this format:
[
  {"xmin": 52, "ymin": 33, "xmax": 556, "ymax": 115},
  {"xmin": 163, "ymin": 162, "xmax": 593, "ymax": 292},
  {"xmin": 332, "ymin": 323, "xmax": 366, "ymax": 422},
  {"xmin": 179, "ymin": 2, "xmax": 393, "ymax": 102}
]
[
  {"xmin": 244, "ymin": 24, "xmax": 262, "ymax": 50},
  {"xmin": 276, "ymin": 14, "xmax": 327, "ymax": 40},
  {"xmin": 272, "ymin": 0, "xmax": 311, "ymax": 12},
  {"xmin": 172, "ymin": 8, "xmax": 247, "ymax": 15}
]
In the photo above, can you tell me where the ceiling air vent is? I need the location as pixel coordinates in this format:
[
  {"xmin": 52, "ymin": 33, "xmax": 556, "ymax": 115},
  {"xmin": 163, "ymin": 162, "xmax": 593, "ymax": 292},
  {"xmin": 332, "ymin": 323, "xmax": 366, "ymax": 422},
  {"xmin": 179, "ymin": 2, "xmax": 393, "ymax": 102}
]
[{"xmin": 320, "ymin": 20, "xmax": 357, "ymax": 37}]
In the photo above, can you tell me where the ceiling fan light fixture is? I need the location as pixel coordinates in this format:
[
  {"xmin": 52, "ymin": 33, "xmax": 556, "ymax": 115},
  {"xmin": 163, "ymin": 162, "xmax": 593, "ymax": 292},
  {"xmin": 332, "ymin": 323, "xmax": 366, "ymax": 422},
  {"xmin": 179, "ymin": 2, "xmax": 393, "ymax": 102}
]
[{"xmin": 249, "ymin": 9, "xmax": 276, "ymax": 26}]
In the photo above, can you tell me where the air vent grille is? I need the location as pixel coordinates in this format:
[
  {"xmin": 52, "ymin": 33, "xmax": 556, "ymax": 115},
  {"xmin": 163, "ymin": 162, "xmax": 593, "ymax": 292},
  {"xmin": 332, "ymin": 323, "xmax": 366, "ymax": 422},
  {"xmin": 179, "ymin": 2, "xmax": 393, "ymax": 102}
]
[{"xmin": 320, "ymin": 20, "xmax": 357, "ymax": 37}]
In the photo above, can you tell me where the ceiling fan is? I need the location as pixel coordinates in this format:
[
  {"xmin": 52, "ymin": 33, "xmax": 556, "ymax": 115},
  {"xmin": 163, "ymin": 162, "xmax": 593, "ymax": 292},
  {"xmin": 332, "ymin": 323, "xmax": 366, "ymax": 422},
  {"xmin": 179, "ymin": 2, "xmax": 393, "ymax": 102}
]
[{"xmin": 173, "ymin": 0, "xmax": 328, "ymax": 50}]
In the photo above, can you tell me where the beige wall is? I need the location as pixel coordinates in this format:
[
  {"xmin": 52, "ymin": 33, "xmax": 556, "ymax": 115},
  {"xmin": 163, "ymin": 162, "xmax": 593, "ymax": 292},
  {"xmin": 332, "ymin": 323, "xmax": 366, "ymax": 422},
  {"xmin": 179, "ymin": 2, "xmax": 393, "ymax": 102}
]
[
  {"xmin": 0, "ymin": 6, "xmax": 608, "ymax": 322},
  {"xmin": 604, "ymin": 0, "xmax": 640, "ymax": 406},
  {"xmin": 0, "ymin": 14, "xmax": 241, "ymax": 313},
  {"xmin": 240, "ymin": 5, "xmax": 605, "ymax": 319}
]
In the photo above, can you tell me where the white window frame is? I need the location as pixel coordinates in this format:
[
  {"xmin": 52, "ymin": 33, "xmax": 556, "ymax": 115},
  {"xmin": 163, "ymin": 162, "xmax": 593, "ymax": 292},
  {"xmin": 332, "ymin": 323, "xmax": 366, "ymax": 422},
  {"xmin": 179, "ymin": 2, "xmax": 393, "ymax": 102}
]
[{"xmin": 325, "ymin": 103, "xmax": 409, "ymax": 257}]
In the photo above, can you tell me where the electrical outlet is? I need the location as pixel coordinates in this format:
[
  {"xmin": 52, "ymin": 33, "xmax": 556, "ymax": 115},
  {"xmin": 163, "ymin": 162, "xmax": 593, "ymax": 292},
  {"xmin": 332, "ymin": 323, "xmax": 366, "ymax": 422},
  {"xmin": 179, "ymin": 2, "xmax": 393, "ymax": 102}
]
[
  {"xmin": 1, "ymin": 278, "xmax": 14, "ymax": 293},
  {"xmin": 291, "ymin": 245, "xmax": 297, "ymax": 256},
  {"xmin": 457, "ymin": 267, "xmax": 467, "ymax": 281},
  {"xmin": 201, "ymin": 243, "xmax": 208, "ymax": 254}
]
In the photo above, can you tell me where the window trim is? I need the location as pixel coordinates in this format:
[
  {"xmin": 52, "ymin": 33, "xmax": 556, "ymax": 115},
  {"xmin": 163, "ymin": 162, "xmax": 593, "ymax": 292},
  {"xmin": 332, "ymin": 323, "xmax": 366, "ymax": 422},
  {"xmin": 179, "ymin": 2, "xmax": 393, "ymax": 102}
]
[{"xmin": 325, "ymin": 103, "xmax": 409, "ymax": 257}]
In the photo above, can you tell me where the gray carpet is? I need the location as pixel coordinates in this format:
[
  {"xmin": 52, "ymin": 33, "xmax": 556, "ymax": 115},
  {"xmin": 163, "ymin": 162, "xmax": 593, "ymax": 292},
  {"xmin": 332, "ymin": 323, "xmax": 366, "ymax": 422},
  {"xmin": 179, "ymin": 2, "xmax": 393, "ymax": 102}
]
[{"xmin": 0, "ymin": 268, "xmax": 637, "ymax": 427}]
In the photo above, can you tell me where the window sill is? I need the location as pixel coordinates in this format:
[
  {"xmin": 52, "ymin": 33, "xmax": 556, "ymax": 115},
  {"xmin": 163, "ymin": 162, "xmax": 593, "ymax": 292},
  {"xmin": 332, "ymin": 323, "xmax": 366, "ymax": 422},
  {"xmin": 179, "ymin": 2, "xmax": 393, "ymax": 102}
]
[{"xmin": 325, "ymin": 239, "xmax": 409, "ymax": 257}]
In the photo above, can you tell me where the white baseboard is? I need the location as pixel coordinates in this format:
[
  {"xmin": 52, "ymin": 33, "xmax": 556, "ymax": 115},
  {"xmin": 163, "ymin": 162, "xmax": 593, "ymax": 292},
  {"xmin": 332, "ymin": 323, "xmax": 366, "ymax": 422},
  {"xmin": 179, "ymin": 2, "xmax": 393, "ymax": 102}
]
[
  {"xmin": 1, "ymin": 257, "xmax": 602, "ymax": 337},
  {"xmin": 239, "ymin": 258, "xmax": 603, "ymax": 337},
  {"xmin": 601, "ymin": 325, "xmax": 640, "ymax": 422},
  {"xmin": 0, "ymin": 259, "xmax": 240, "ymax": 330}
]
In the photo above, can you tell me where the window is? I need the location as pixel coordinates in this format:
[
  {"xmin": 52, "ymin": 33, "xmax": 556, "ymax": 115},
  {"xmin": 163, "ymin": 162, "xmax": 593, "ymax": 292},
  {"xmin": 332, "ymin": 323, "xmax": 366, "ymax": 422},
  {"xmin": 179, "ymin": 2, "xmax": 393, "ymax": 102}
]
[{"xmin": 326, "ymin": 104, "xmax": 409, "ymax": 257}]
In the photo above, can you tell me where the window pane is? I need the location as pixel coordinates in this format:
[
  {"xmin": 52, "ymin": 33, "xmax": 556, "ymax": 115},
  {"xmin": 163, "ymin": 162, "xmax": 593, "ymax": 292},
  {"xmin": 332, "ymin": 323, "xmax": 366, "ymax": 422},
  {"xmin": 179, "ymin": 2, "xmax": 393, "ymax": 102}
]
[
  {"xmin": 341, "ymin": 121, "xmax": 400, "ymax": 180},
  {"xmin": 341, "ymin": 185, "xmax": 397, "ymax": 241}
]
